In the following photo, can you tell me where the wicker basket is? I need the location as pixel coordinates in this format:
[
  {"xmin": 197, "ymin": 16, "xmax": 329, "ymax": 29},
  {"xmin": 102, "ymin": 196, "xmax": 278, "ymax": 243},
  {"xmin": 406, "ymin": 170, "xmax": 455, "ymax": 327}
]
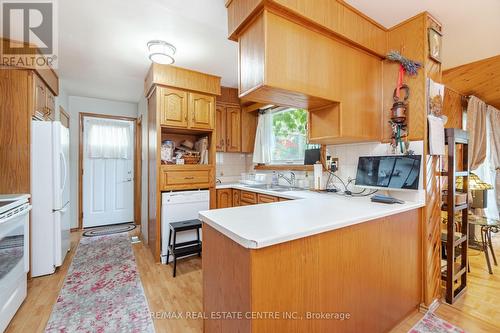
[{"xmin": 182, "ymin": 155, "xmax": 201, "ymax": 164}]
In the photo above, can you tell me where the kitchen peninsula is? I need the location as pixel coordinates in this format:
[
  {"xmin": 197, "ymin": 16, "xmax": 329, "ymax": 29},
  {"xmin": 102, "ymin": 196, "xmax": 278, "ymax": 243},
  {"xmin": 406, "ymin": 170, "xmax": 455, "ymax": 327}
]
[{"xmin": 200, "ymin": 188, "xmax": 424, "ymax": 332}]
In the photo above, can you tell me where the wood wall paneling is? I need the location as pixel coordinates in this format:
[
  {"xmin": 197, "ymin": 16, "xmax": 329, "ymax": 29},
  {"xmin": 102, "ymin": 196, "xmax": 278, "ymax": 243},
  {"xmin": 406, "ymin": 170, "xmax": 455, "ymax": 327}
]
[
  {"xmin": 422, "ymin": 15, "xmax": 443, "ymax": 307},
  {"xmin": 384, "ymin": 13, "xmax": 427, "ymax": 142},
  {"xmin": 442, "ymin": 55, "xmax": 500, "ymax": 109}
]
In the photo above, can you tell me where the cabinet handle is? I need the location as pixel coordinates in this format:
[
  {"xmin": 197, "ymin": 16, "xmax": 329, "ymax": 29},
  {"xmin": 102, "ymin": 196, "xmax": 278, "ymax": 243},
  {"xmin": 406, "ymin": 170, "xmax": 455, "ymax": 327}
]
[
  {"xmin": 220, "ymin": 139, "xmax": 224, "ymax": 146},
  {"xmin": 227, "ymin": 138, "xmax": 230, "ymax": 146},
  {"xmin": 184, "ymin": 176, "xmax": 194, "ymax": 180}
]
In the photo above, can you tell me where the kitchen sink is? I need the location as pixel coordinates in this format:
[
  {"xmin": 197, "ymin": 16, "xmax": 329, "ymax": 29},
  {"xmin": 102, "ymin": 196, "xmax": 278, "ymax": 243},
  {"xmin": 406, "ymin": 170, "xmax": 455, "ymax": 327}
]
[{"xmin": 245, "ymin": 184, "xmax": 305, "ymax": 192}]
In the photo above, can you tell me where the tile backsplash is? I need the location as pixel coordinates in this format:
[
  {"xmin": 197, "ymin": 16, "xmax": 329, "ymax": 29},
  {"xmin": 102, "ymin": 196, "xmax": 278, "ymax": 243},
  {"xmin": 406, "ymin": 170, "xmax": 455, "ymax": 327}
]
[
  {"xmin": 216, "ymin": 152, "xmax": 252, "ymax": 182},
  {"xmin": 217, "ymin": 141, "xmax": 425, "ymax": 202},
  {"xmin": 326, "ymin": 140, "xmax": 424, "ymax": 187}
]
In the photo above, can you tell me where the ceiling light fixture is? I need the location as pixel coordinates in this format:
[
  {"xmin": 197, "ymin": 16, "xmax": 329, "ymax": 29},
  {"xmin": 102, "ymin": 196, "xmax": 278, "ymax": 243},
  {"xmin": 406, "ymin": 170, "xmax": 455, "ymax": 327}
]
[{"xmin": 147, "ymin": 40, "xmax": 176, "ymax": 65}]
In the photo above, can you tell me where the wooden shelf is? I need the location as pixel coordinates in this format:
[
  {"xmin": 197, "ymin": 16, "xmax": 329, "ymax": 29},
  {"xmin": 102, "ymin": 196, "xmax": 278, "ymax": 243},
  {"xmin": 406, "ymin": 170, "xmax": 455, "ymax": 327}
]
[
  {"xmin": 442, "ymin": 127, "xmax": 469, "ymax": 305},
  {"xmin": 441, "ymin": 203, "xmax": 468, "ymax": 212},
  {"xmin": 440, "ymin": 171, "xmax": 469, "ymax": 177}
]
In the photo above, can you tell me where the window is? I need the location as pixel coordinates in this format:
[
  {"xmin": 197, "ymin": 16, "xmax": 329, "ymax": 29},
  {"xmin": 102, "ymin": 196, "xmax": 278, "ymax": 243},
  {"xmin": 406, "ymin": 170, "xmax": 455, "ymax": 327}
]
[{"xmin": 269, "ymin": 108, "xmax": 308, "ymax": 164}]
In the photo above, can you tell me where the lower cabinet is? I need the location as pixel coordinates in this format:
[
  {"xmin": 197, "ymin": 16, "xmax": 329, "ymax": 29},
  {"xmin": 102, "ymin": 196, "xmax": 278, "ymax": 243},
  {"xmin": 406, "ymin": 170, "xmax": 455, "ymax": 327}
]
[
  {"xmin": 216, "ymin": 189, "xmax": 289, "ymax": 208},
  {"xmin": 232, "ymin": 189, "xmax": 241, "ymax": 206},
  {"xmin": 216, "ymin": 189, "xmax": 233, "ymax": 209}
]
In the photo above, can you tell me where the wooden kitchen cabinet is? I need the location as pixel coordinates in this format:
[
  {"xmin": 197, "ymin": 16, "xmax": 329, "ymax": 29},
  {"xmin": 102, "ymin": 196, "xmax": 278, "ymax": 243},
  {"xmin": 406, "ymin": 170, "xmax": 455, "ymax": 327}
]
[
  {"xmin": 240, "ymin": 190, "xmax": 258, "ymax": 205},
  {"xmin": 226, "ymin": 107, "xmax": 241, "ymax": 152},
  {"xmin": 189, "ymin": 92, "xmax": 215, "ymax": 130},
  {"xmin": 159, "ymin": 87, "xmax": 214, "ymax": 130},
  {"xmin": 216, "ymin": 104, "xmax": 256, "ymax": 153},
  {"xmin": 215, "ymin": 105, "xmax": 226, "ymax": 151},
  {"xmin": 232, "ymin": 189, "xmax": 241, "ymax": 206},
  {"xmin": 257, "ymin": 193, "xmax": 279, "ymax": 204},
  {"xmin": 159, "ymin": 87, "xmax": 188, "ymax": 128},
  {"xmin": 159, "ymin": 165, "xmax": 213, "ymax": 191},
  {"xmin": 33, "ymin": 74, "xmax": 55, "ymax": 121},
  {"xmin": 216, "ymin": 189, "xmax": 233, "ymax": 208}
]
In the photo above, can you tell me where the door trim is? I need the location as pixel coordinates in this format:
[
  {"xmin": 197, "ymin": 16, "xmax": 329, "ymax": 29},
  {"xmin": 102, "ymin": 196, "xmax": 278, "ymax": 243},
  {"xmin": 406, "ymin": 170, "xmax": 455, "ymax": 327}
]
[{"xmin": 78, "ymin": 112, "xmax": 140, "ymax": 230}]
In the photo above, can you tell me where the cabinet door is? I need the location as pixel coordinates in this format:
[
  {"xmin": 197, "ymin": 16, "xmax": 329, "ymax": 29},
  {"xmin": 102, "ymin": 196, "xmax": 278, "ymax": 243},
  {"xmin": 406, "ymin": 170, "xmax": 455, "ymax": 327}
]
[
  {"xmin": 232, "ymin": 189, "xmax": 241, "ymax": 207},
  {"xmin": 159, "ymin": 87, "xmax": 188, "ymax": 128},
  {"xmin": 33, "ymin": 75, "xmax": 47, "ymax": 119},
  {"xmin": 216, "ymin": 189, "xmax": 233, "ymax": 209},
  {"xmin": 46, "ymin": 90, "xmax": 55, "ymax": 120},
  {"xmin": 215, "ymin": 105, "xmax": 226, "ymax": 152},
  {"xmin": 226, "ymin": 107, "xmax": 241, "ymax": 152},
  {"xmin": 188, "ymin": 92, "xmax": 214, "ymax": 130}
]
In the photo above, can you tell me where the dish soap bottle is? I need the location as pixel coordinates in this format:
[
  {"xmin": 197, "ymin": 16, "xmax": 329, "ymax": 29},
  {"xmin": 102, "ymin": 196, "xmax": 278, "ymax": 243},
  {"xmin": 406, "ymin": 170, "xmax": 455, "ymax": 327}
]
[{"xmin": 272, "ymin": 171, "xmax": 279, "ymax": 186}]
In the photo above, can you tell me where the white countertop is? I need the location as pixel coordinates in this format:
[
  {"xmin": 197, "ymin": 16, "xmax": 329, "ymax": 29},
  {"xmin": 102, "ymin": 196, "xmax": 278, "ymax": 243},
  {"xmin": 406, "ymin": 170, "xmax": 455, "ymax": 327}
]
[{"xmin": 199, "ymin": 184, "xmax": 425, "ymax": 249}]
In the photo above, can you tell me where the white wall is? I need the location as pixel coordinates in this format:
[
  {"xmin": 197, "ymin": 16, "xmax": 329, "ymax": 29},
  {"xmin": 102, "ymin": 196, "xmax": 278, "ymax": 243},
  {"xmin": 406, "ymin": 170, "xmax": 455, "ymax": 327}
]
[
  {"xmin": 67, "ymin": 96, "xmax": 138, "ymax": 228},
  {"xmin": 54, "ymin": 81, "xmax": 68, "ymax": 121},
  {"xmin": 138, "ymin": 97, "xmax": 149, "ymax": 242}
]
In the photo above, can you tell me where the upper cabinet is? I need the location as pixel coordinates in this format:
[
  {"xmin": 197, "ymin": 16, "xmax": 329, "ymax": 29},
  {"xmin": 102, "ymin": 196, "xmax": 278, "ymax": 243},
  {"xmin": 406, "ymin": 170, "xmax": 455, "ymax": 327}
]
[
  {"xmin": 159, "ymin": 87, "xmax": 188, "ymax": 128},
  {"xmin": 233, "ymin": 9, "xmax": 382, "ymax": 144},
  {"xmin": 215, "ymin": 105, "xmax": 226, "ymax": 151},
  {"xmin": 189, "ymin": 92, "xmax": 215, "ymax": 130},
  {"xmin": 33, "ymin": 73, "xmax": 55, "ymax": 121},
  {"xmin": 158, "ymin": 88, "xmax": 215, "ymax": 130},
  {"xmin": 215, "ymin": 87, "xmax": 257, "ymax": 153},
  {"xmin": 225, "ymin": 107, "xmax": 241, "ymax": 152}
]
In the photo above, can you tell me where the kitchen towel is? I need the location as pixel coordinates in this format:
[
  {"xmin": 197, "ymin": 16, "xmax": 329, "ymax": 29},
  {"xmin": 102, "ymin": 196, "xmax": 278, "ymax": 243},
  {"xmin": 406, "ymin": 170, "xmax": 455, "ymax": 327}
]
[{"xmin": 427, "ymin": 115, "xmax": 445, "ymax": 155}]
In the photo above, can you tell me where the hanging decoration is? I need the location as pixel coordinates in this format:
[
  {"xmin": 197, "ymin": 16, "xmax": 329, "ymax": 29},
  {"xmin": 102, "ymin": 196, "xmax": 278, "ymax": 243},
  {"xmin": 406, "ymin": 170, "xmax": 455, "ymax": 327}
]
[{"xmin": 386, "ymin": 50, "xmax": 422, "ymax": 154}]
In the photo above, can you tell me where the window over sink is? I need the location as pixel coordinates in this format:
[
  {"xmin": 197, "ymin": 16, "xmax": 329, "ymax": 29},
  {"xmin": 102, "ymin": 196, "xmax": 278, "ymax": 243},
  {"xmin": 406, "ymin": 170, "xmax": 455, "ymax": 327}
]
[{"xmin": 269, "ymin": 108, "xmax": 308, "ymax": 165}]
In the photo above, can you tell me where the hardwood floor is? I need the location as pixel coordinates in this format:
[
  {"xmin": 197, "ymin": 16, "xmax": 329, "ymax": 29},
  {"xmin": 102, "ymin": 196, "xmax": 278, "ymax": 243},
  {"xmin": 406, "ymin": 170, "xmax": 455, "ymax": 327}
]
[
  {"xmin": 5, "ymin": 231, "xmax": 500, "ymax": 333},
  {"xmin": 392, "ymin": 233, "xmax": 500, "ymax": 333},
  {"xmin": 6, "ymin": 231, "xmax": 203, "ymax": 333}
]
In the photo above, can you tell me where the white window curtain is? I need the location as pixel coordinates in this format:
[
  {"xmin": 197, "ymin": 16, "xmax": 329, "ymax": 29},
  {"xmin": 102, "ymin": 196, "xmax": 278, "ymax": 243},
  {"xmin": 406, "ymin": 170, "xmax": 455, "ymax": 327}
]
[
  {"xmin": 474, "ymin": 105, "xmax": 499, "ymax": 219},
  {"xmin": 253, "ymin": 111, "xmax": 272, "ymax": 164},
  {"xmin": 87, "ymin": 118, "xmax": 132, "ymax": 159}
]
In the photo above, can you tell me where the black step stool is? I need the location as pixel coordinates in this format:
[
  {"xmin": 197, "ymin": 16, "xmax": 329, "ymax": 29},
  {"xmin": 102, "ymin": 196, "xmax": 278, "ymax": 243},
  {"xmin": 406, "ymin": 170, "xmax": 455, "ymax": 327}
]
[{"xmin": 166, "ymin": 219, "xmax": 202, "ymax": 277}]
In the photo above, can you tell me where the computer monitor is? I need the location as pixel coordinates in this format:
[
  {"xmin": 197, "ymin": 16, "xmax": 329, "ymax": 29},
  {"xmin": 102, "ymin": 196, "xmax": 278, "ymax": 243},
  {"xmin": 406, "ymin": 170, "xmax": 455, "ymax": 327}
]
[{"xmin": 355, "ymin": 155, "xmax": 421, "ymax": 191}]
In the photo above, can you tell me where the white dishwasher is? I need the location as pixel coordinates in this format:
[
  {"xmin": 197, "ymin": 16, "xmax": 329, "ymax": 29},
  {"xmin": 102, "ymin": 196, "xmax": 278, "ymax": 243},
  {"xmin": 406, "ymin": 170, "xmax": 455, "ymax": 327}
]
[{"xmin": 161, "ymin": 190, "xmax": 209, "ymax": 264}]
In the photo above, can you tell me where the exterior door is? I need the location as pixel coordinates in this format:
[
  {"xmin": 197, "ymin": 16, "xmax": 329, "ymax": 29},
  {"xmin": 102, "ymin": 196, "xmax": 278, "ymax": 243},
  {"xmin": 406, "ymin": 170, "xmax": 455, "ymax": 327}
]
[
  {"xmin": 82, "ymin": 117, "xmax": 135, "ymax": 228},
  {"xmin": 215, "ymin": 105, "xmax": 226, "ymax": 151},
  {"xmin": 159, "ymin": 87, "xmax": 188, "ymax": 128},
  {"xmin": 189, "ymin": 92, "xmax": 214, "ymax": 129},
  {"xmin": 226, "ymin": 107, "xmax": 241, "ymax": 152}
]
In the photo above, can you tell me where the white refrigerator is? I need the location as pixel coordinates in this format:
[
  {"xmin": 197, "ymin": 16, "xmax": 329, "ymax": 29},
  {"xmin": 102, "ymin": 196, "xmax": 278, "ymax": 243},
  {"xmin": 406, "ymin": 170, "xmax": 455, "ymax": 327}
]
[{"xmin": 31, "ymin": 121, "xmax": 71, "ymax": 277}]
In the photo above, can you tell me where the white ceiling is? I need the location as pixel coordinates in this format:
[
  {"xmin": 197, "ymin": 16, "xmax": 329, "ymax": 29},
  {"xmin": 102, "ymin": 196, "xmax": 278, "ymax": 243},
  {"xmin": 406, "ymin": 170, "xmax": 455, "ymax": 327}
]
[
  {"xmin": 58, "ymin": 0, "xmax": 500, "ymax": 103},
  {"xmin": 58, "ymin": 0, "xmax": 238, "ymax": 103},
  {"xmin": 345, "ymin": 0, "xmax": 500, "ymax": 70}
]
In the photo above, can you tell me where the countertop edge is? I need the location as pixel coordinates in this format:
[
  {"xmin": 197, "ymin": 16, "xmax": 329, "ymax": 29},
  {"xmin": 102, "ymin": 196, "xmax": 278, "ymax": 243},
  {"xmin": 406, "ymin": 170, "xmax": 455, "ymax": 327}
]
[{"xmin": 199, "ymin": 201, "xmax": 425, "ymax": 249}]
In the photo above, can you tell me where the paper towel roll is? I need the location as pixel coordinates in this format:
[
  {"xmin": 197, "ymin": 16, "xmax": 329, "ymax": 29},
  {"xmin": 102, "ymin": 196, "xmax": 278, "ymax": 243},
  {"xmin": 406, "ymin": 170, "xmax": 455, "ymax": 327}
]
[{"xmin": 314, "ymin": 163, "xmax": 322, "ymax": 190}]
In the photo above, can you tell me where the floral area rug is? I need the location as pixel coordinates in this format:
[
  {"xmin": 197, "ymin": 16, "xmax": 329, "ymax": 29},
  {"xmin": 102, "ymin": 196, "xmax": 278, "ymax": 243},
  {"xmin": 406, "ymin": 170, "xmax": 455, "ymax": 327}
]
[
  {"xmin": 409, "ymin": 312, "xmax": 465, "ymax": 333},
  {"xmin": 45, "ymin": 233, "xmax": 155, "ymax": 333}
]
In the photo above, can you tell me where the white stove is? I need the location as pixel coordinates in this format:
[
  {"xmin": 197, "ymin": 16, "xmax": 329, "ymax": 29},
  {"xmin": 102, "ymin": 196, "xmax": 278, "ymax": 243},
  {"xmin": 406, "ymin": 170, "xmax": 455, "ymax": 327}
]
[{"xmin": 0, "ymin": 194, "xmax": 31, "ymax": 332}]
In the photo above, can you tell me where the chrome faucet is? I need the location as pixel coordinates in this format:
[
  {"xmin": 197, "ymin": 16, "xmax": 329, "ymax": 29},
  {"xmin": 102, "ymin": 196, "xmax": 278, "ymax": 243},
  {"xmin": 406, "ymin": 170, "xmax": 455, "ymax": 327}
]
[{"xmin": 278, "ymin": 172, "xmax": 296, "ymax": 186}]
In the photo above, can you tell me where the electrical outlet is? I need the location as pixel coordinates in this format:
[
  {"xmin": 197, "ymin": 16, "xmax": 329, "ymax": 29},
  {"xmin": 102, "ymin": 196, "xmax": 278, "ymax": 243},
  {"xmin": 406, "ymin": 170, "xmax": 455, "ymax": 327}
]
[{"xmin": 331, "ymin": 158, "xmax": 339, "ymax": 171}]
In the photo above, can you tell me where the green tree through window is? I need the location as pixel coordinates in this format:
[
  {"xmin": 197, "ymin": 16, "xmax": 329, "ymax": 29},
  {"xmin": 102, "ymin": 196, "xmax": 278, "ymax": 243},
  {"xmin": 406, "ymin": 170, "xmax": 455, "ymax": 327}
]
[{"xmin": 271, "ymin": 108, "xmax": 308, "ymax": 163}]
